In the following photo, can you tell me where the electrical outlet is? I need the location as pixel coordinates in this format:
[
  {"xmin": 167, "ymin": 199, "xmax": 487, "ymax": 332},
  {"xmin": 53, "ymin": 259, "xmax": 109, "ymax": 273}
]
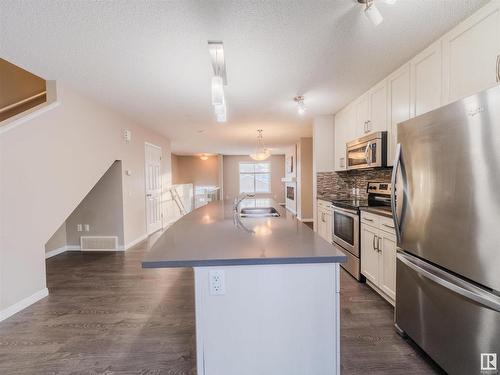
[
  {"xmin": 209, "ymin": 270, "xmax": 226, "ymax": 295},
  {"xmin": 84, "ymin": 224, "xmax": 90, "ymax": 232},
  {"xmin": 77, "ymin": 224, "xmax": 83, "ymax": 232}
]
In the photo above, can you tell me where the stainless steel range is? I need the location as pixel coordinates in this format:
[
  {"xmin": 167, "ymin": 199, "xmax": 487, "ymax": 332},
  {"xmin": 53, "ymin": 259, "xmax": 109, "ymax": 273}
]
[{"xmin": 332, "ymin": 182, "xmax": 391, "ymax": 281}]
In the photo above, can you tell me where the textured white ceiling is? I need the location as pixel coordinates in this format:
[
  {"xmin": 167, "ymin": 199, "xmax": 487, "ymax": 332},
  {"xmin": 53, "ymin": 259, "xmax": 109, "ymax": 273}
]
[{"xmin": 0, "ymin": 0, "xmax": 488, "ymax": 154}]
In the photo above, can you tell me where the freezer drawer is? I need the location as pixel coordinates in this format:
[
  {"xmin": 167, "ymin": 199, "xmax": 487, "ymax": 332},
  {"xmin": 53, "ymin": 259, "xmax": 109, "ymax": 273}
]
[{"xmin": 396, "ymin": 252, "xmax": 500, "ymax": 375}]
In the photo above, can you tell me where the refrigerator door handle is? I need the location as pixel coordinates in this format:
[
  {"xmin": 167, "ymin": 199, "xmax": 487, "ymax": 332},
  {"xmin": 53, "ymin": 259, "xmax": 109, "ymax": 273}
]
[
  {"xmin": 397, "ymin": 252, "xmax": 500, "ymax": 313},
  {"xmin": 391, "ymin": 143, "xmax": 402, "ymax": 244}
]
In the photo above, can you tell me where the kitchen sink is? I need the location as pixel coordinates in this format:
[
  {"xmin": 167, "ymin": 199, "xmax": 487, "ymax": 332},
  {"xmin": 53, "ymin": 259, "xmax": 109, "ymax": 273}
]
[{"xmin": 239, "ymin": 207, "xmax": 280, "ymax": 218}]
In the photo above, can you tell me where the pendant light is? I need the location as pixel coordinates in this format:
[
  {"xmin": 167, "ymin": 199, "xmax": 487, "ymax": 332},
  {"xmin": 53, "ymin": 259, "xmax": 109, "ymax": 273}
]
[
  {"xmin": 208, "ymin": 41, "xmax": 228, "ymax": 123},
  {"xmin": 250, "ymin": 130, "xmax": 271, "ymax": 161}
]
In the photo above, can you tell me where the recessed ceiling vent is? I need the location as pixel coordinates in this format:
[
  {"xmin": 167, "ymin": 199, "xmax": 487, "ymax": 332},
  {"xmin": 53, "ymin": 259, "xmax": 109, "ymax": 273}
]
[{"xmin": 80, "ymin": 236, "xmax": 118, "ymax": 251}]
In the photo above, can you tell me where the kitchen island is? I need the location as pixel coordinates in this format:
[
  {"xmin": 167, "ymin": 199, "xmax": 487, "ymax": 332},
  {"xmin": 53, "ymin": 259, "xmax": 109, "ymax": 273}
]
[{"xmin": 143, "ymin": 199, "xmax": 346, "ymax": 375}]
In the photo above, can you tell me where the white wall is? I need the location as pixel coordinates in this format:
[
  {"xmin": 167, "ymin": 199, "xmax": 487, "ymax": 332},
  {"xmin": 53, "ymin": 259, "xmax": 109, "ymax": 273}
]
[
  {"xmin": 45, "ymin": 222, "xmax": 67, "ymax": 254},
  {"xmin": 0, "ymin": 82, "xmax": 172, "ymax": 315},
  {"xmin": 65, "ymin": 160, "xmax": 125, "ymax": 247},
  {"xmin": 312, "ymin": 115, "xmax": 335, "ymax": 230},
  {"xmin": 172, "ymin": 154, "xmax": 220, "ymax": 188},
  {"xmin": 296, "ymin": 137, "xmax": 313, "ymax": 221}
]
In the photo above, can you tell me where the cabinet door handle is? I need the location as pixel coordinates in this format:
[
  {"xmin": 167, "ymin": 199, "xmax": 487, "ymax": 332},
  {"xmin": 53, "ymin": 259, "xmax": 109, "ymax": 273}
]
[
  {"xmin": 497, "ymin": 55, "xmax": 500, "ymax": 83},
  {"xmin": 382, "ymin": 223, "xmax": 395, "ymax": 229},
  {"xmin": 377, "ymin": 237, "xmax": 381, "ymax": 253},
  {"xmin": 372, "ymin": 235, "xmax": 377, "ymax": 251},
  {"xmin": 364, "ymin": 218, "xmax": 374, "ymax": 222}
]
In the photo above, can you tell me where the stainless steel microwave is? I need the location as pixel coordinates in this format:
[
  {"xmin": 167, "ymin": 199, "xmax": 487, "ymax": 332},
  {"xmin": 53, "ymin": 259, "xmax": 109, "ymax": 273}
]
[{"xmin": 346, "ymin": 131, "xmax": 387, "ymax": 170}]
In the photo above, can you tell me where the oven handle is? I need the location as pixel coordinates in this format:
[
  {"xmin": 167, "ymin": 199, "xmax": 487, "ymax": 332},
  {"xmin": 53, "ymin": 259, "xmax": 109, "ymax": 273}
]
[{"xmin": 332, "ymin": 206, "xmax": 358, "ymax": 218}]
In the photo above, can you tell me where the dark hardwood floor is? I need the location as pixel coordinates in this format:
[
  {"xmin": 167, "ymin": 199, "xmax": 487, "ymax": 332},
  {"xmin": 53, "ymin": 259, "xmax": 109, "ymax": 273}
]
[{"xmin": 0, "ymin": 234, "xmax": 441, "ymax": 374}]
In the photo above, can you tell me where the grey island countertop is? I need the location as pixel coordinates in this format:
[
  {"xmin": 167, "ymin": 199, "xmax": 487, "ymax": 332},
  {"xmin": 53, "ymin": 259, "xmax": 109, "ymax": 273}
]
[{"xmin": 142, "ymin": 199, "xmax": 346, "ymax": 268}]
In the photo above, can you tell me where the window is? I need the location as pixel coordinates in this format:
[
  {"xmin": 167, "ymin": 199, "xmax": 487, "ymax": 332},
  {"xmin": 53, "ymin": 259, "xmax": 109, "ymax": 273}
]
[{"xmin": 239, "ymin": 162, "xmax": 271, "ymax": 194}]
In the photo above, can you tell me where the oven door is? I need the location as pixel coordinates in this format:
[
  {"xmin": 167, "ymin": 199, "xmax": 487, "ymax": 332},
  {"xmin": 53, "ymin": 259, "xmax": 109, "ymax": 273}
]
[
  {"xmin": 346, "ymin": 138, "xmax": 383, "ymax": 170},
  {"xmin": 332, "ymin": 207, "xmax": 359, "ymax": 256}
]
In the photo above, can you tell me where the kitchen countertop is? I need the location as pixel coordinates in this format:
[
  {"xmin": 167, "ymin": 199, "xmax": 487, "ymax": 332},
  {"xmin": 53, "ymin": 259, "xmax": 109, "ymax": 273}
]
[
  {"xmin": 317, "ymin": 194, "xmax": 343, "ymax": 203},
  {"xmin": 142, "ymin": 199, "xmax": 347, "ymax": 268},
  {"xmin": 359, "ymin": 206, "xmax": 393, "ymax": 218}
]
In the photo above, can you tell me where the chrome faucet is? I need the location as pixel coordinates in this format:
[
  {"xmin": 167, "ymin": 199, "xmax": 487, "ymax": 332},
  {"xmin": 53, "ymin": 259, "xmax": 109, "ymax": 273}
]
[{"xmin": 233, "ymin": 193, "xmax": 255, "ymax": 212}]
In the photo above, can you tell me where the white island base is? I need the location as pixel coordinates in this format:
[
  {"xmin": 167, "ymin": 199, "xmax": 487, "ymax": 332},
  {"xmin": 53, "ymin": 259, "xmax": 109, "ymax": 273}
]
[{"xmin": 194, "ymin": 262, "xmax": 341, "ymax": 375}]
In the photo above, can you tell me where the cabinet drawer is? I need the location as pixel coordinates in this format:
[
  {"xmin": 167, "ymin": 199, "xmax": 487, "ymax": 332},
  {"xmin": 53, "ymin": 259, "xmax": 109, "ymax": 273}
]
[
  {"xmin": 379, "ymin": 216, "xmax": 396, "ymax": 235},
  {"xmin": 317, "ymin": 199, "xmax": 332, "ymax": 210},
  {"xmin": 361, "ymin": 211, "xmax": 379, "ymax": 227}
]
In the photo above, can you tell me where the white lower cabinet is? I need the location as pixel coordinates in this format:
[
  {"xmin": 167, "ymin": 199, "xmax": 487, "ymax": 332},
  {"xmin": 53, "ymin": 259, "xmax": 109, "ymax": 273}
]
[
  {"xmin": 378, "ymin": 231, "xmax": 397, "ymax": 301},
  {"xmin": 360, "ymin": 224, "xmax": 379, "ymax": 284},
  {"xmin": 317, "ymin": 200, "xmax": 332, "ymax": 243},
  {"xmin": 360, "ymin": 212, "xmax": 397, "ymax": 305}
]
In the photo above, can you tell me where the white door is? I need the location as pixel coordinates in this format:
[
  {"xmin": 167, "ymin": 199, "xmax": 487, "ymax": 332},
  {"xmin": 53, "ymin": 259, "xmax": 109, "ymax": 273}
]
[
  {"xmin": 387, "ymin": 64, "xmax": 411, "ymax": 166},
  {"xmin": 368, "ymin": 81, "xmax": 388, "ymax": 133},
  {"xmin": 325, "ymin": 212, "xmax": 333, "ymax": 244},
  {"xmin": 360, "ymin": 224, "xmax": 379, "ymax": 284},
  {"xmin": 145, "ymin": 142, "xmax": 162, "ymax": 235},
  {"xmin": 317, "ymin": 207, "xmax": 327, "ymax": 241},
  {"xmin": 442, "ymin": 1, "xmax": 500, "ymax": 104},
  {"xmin": 355, "ymin": 94, "xmax": 370, "ymax": 136},
  {"xmin": 410, "ymin": 41, "xmax": 442, "ymax": 117},
  {"xmin": 334, "ymin": 104, "xmax": 355, "ymax": 171},
  {"xmin": 378, "ymin": 230, "xmax": 397, "ymax": 301}
]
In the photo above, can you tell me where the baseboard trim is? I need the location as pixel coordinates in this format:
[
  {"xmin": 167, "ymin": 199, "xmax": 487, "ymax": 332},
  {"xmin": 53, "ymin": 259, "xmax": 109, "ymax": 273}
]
[
  {"xmin": 0, "ymin": 288, "xmax": 49, "ymax": 322},
  {"xmin": 45, "ymin": 246, "xmax": 68, "ymax": 259},
  {"xmin": 124, "ymin": 234, "xmax": 148, "ymax": 250},
  {"xmin": 299, "ymin": 218, "xmax": 313, "ymax": 223}
]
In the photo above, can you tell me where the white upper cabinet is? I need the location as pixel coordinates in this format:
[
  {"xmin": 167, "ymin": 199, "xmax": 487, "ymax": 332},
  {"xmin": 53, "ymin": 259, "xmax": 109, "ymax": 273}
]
[
  {"xmin": 333, "ymin": 1, "xmax": 500, "ymax": 170},
  {"xmin": 410, "ymin": 41, "xmax": 443, "ymax": 117},
  {"xmin": 334, "ymin": 104, "xmax": 355, "ymax": 171},
  {"xmin": 442, "ymin": 1, "xmax": 500, "ymax": 104},
  {"xmin": 387, "ymin": 64, "xmax": 411, "ymax": 166},
  {"xmin": 354, "ymin": 93, "xmax": 370, "ymax": 136},
  {"xmin": 354, "ymin": 82, "xmax": 388, "ymax": 137},
  {"xmin": 368, "ymin": 81, "xmax": 388, "ymax": 133}
]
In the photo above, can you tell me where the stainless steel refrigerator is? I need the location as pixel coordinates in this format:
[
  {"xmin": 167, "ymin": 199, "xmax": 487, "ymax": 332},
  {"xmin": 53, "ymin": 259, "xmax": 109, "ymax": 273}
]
[{"xmin": 392, "ymin": 85, "xmax": 500, "ymax": 375}]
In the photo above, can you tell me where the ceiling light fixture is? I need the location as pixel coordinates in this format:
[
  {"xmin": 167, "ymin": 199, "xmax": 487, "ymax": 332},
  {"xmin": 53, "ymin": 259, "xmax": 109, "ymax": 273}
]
[
  {"xmin": 294, "ymin": 95, "xmax": 306, "ymax": 115},
  {"xmin": 200, "ymin": 154, "xmax": 209, "ymax": 161},
  {"xmin": 250, "ymin": 130, "xmax": 271, "ymax": 161},
  {"xmin": 208, "ymin": 41, "xmax": 227, "ymax": 123},
  {"xmin": 358, "ymin": 0, "xmax": 388, "ymax": 27}
]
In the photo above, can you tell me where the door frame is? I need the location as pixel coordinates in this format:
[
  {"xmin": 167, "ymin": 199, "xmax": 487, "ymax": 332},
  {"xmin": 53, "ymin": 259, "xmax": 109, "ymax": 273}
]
[{"xmin": 144, "ymin": 142, "xmax": 163, "ymax": 235}]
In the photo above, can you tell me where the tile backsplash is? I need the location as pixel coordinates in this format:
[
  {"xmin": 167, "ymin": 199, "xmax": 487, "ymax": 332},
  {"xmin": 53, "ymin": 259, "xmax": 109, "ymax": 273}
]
[{"xmin": 317, "ymin": 168, "xmax": 392, "ymax": 200}]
